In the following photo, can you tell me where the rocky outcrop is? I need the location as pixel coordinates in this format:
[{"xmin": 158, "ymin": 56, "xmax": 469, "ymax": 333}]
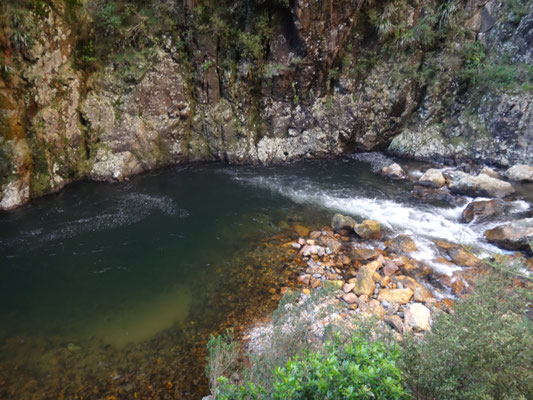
[{"xmin": 1, "ymin": 0, "xmax": 532, "ymax": 210}]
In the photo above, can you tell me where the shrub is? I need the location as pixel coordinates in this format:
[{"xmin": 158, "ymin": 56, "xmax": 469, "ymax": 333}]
[
  {"xmin": 208, "ymin": 288, "xmax": 407, "ymax": 399},
  {"xmin": 400, "ymin": 268, "xmax": 533, "ymax": 400},
  {"xmin": 206, "ymin": 330, "xmax": 241, "ymax": 397},
  {"xmin": 216, "ymin": 332, "xmax": 408, "ymax": 400}
]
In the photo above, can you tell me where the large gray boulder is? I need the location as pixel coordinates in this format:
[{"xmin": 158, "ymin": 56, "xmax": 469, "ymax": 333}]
[
  {"xmin": 505, "ymin": 165, "xmax": 533, "ymax": 182},
  {"xmin": 447, "ymin": 171, "xmax": 515, "ymax": 198},
  {"xmin": 484, "ymin": 218, "xmax": 533, "ymax": 251}
]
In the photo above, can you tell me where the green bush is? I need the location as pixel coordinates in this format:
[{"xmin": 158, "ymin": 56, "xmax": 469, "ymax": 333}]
[
  {"xmin": 400, "ymin": 269, "xmax": 533, "ymax": 400},
  {"xmin": 216, "ymin": 333, "xmax": 408, "ymax": 400}
]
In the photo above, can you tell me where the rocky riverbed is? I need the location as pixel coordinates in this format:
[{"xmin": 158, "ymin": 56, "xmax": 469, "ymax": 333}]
[{"xmin": 240, "ymin": 158, "xmax": 533, "ymax": 361}]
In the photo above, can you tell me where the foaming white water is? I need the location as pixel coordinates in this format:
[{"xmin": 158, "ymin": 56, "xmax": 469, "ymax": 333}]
[{"xmin": 234, "ymin": 175, "xmax": 514, "ymax": 273}]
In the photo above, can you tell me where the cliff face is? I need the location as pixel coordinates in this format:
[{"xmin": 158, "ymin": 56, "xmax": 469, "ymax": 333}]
[{"xmin": 0, "ymin": 0, "xmax": 532, "ymax": 210}]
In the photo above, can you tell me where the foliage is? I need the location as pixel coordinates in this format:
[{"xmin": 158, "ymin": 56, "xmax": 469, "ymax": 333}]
[
  {"xmin": 207, "ymin": 288, "xmax": 407, "ymax": 399},
  {"xmin": 216, "ymin": 332, "xmax": 408, "ymax": 400},
  {"xmin": 207, "ymin": 330, "xmax": 241, "ymax": 397},
  {"xmin": 400, "ymin": 267, "xmax": 533, "ymax": 400},
  {"xmin": 370, "ymin": 0, "xmax": 463, "ymax": 51}
]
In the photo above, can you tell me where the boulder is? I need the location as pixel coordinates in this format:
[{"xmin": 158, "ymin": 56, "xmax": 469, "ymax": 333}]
[
  {"xmin": 381, "ymin": 163, "xmax": 406, "ymax": 179},
  {"xmin": 411, "ymin": 185, "xmax": 461, "ymax": 206},
  {"xmin": 461, "ymin": 199, "xmax": 504, "ymax": 223},
  {"xmin": 331, "ymin": 213, "xmax": 356, "ymax": 232},
  {"xmin": 447, "ymin": 248, "xmax": 485, "ymax": 268},
  {"xmin": 405, "ymin": 303, "xmax": 431, "ymax": 331},
  {"xmin": 354, "ymin": 219, "xmax": 381, "ymax": 240},
  {"xmin": 505, "ymin": 165, "xmax": 533, "ymax": 182},
  {"xmin": 480, "ymin": 166, "xmax": 501, "ymax": 179},
  {"xmin": 418, "ymin": 168, "xmax": 446, "ymax": 188},
  {"xmin": 413, "ymin": 286, "xmax": 434, "ymax": 303},
  {"xmin": 385, "ymin": 235, "xmax": 417, "ymax": 254},
  {"xmin": 377, "ymin": 288, "xmax": 413, "ymax": 304},
  {"xmin": 383, "ymin": 315, "xmax": 404, "ymax": 334},
  {"xmin": 484, "ymin": 218, "xmax": 533, "ymax": 251},
  {"xmin": 447, "ymin": 171, "xmax": 515, "ymax": 198},
  {"xmin": 353, "ymin": 260, "xmax": 381, "ymax": 296}
]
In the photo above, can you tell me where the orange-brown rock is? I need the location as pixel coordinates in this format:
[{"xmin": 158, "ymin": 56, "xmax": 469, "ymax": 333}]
[{"xmin": 377, "ymin": 288, "xmax": 413, "ymax": 304}]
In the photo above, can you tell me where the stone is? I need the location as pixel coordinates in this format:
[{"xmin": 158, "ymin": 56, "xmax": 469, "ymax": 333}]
[
  {"xmin": 0, "ymin": 179, "xmax": 30, "ymax": 211},
  {"xmin": 413, "ymin": 286, "xmax": 434, "ymax": 303},
  {"xmin": 352, "ymin": 245, "xmax": 381, "ymax": 261},
  {"xmin": 505, "ymin": 165, "xmax": 533, "ymax": 182},
  {"xmin": 321, "ymin": 237, "xmax": 343, "ymax": 254},
  {"xmin": 342, "ymin": 282, "xmax": 356, "ymax": 293},
  {"xmin": 447, "ymin": 248, "xmax": 484, "ymax": 268},
  {"xmin": 447, "ymin": 171, "xmax": 515, "ymax": 198},
  {"xmin": 411, "ymin": 185, "xmax": 460, "ymax": 205},
  {"xmin": 381, "ymin": 163, "xmax": 406, "ymax": 179},
  {"xmin": 331, "ymin": 213, "xmax": 356, "ymax": 232},
  {"xmin": 367, "ymin": 299, "xmax": 386, "ymax": 320},
  {"xmin": 309, "ymin": 230, "xmax": 321, "ymax": 239},
  {"xmin": 377, "ymin": 288, "xmax": 413, "ymax": 304},
  {"xmin": 298, "ymin": 274, "xmax": 311, "ymax": 285},
  {"xmin": 353, "ymin": 260, "xmax": 381, "ymax": 296},
  {"xmin": 383, "ymin": 260, "xmax": 399, "ymax": 276},
  {"xmin": 354, "ymin": 219, "xmax": 381, "ymax": 240},
  {"xmin": 291, "ymin": 242, "xmax": 302, "ymax": 250},
  {"xmin": 342, "ymin": 292, "xmax": 358, "ymax": 304},
  {"xmin": 461, "ymin": 199, "xmax": 504, "ymax": 223},
  {"xmin": 383, "ymin": 315, "xmax": 404, "ymax": 334},
  {"xmin": 484, "ymin": 218, "xmax": 533, "ymax": 251},
  {"xmin": 419, "ymin": 168, "xmax": 446, "ymax": 188},
  {"xmin": 480, "ymin": 166, "xmax": 501, "ymax": 179},
  {"xmin": 385, "ymin": 235, "xmax": 417, "ymax": 254},
  {"xmin": 293, "ymin": 224, "xmax": 310, "ymax": 237},
  {"xmin": 405, "ymin": 303, "xmax": 431, "ymax": 331},
  {"xmin": 451, "ymin": 278, "xmax": 467, "ymax": 295}
]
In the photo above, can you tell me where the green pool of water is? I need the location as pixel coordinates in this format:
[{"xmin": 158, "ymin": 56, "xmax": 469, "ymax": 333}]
[{"xmin": 2, "ymin": 157, "xmax": 528, "ymax": 399}]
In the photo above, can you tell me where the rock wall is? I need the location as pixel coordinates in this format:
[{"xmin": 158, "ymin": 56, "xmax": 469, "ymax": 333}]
[{"xmin": 0, "ymin": 0, "xmax": 531, "ymax": 209}]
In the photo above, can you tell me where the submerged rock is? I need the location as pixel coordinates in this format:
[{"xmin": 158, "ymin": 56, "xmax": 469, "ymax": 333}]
[
  {"xmin": 505, "ymin": 165, "xmax": 533, "ymax": 182},
  {"xmin": 331, "ymin": 213, "xmax": 356, "ymax": 232},
  {"xmin": 461, "ymin": 199, "xmax": 504, "ymax": 223},
  {"xmin": 418, "ymin": 168, "xmax": 446, "ymax": 188},
  {"xmin": 381, "ymin": 163, "xmax": 406, "ymax": 179},
  {"xmin": 484, "ymin": 218, "xmax": 533, "ymax": 251},
  {"xmin": 447, "ymin": 171, "xmax": 515, "ymax": 198}
]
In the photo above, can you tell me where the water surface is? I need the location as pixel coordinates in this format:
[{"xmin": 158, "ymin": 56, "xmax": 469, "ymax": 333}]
[{"xmin": 0, "ymin": 158, "xmax": 530, "ymax": 398}]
